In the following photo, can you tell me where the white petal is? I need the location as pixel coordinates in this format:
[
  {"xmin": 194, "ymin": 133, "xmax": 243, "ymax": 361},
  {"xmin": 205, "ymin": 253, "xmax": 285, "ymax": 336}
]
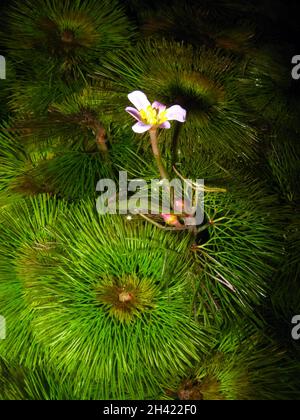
[
  {"xmin": 128, "ymin": 91, "xmax": 151, "ymax": 111},
  {"xmin": 152, "ymin": 101, "xmax": 166, "ymax": 111},
  {"xmin": 132, "ymin": 122, "xmax": 152, "ymax": 133},
  {"xmin": 166, "ymin": 105, "xmax": 187, "ymax": 122},
  {"xmin": 125, "ymin": 107, "xmax": 141, "ymax": 121},
  {"xmin": 159, "ymin": 121, "xmax": 171, "ymax": 129}
]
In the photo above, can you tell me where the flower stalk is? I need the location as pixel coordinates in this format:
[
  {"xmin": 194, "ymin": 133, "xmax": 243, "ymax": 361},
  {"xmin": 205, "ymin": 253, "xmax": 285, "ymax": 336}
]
[{"xmin": 149, "ymin": 128, "xmax": 169, "ymax": 180}]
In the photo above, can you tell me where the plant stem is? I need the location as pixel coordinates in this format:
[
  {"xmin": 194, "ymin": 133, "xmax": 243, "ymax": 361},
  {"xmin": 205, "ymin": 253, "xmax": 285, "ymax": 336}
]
[
  {"xmin": 171, "ymin": 122, "xmax": 182, "ymax": 167},
  {"xmin": 81, "ymin": 110, "xmax": 109, "ymax": 157},
  {"xmin": 95, "ymin": 122, "xmax": 109, "ymax": 155},
  {"xmin": 149, "ymin": 128, "xmax": 169, "ymax": 180}
]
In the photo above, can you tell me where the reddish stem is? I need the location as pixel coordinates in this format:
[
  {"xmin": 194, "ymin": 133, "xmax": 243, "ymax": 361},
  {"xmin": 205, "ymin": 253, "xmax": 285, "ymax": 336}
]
[{"xmin": 149, "ymin": 128, "xmax": 169, "ymax": 180}]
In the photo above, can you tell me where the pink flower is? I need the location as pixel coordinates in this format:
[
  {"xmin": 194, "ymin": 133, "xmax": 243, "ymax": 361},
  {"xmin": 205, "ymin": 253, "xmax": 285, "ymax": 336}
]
[
  {"xmin": 125, "ymin": 91, "xmax": 186, "ymax": 133},
  {"xmin": 161, "ymin": 213, "xmax": 182, "ymax": 227}
]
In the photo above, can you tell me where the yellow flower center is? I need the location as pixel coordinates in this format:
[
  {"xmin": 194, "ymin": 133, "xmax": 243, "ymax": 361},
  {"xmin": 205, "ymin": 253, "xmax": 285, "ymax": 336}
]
[
  {"xmin": 164, "ymin": 214, "xmax": 179, "ymax": 225},
  {"xmin": 140, "ymin": 105, "xmax": 168, "ymax": 126}
]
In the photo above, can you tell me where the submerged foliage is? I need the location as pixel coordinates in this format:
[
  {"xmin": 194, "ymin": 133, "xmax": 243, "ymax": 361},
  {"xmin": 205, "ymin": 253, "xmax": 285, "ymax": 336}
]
[
  {"xmin": 161, "ymin": 326, "xmax": 300, "ymax": 400},
  {"xmin": 99, "ymin": 40, "xmax": 258, "ymax": 160},
  {"xmin": 2, "ymin": 0, "xmax": 132, "ymax": 80},
  {"xmin": 0, "ymin": 196, "xmax": 215, "ymax": 399}
]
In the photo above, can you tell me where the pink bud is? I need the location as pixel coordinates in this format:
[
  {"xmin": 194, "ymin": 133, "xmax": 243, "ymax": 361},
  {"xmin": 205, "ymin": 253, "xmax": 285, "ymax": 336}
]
[{"xmin": 161, "ymin": 214, "xmax": 181, "ymax": 227}]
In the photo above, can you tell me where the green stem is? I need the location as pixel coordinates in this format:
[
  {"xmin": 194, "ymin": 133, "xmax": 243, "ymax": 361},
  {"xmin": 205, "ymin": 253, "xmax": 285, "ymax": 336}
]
[{"xmin": 171, "ymin": 122, "xmax": 182, "ymax": 167}]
